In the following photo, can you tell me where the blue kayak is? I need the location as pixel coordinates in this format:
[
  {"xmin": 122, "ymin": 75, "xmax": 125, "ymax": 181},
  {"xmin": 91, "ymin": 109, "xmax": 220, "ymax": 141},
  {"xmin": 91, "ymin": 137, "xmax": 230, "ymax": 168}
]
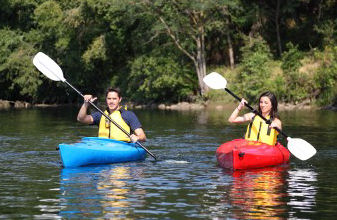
[{"xmin": 58, "ymin": 137, "xmax": 147, "ymax": 167}]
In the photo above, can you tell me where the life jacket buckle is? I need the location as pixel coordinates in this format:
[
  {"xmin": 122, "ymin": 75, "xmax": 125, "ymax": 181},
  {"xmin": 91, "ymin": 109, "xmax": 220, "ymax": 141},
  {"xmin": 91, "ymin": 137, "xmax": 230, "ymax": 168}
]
[{"xmin": 105, "ymin": 118, "xmax": 110, "ymax": 128}]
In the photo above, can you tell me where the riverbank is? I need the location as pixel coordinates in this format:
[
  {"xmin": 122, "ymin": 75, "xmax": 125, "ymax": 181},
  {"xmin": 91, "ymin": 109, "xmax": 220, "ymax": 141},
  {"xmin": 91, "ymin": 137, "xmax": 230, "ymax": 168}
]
[
  {"xmin": 129, "ymin": 100, "xmax": 323, "ymax": 111},
  {"xmin": 0, "ymin": 100, "xmax": 31, "ymax": 109},
  {"xmin": 0, "ymin": 100, "xmax": 67, "ymax": 110},
  {"xmin": 2, "ymin": 99, "xmax": 334, "ymax": 111}
]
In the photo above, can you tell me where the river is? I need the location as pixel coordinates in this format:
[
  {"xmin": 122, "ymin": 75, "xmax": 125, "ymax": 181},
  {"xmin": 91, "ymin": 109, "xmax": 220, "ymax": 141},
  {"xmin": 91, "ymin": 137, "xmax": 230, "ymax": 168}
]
[{"xmin": 0, "ymin": 106, "xmax": 336, "ymax": 219}]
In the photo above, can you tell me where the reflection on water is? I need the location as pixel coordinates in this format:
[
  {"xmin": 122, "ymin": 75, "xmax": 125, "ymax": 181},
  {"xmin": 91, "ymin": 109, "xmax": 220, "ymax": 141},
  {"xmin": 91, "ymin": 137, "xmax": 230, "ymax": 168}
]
[
  {"xmin": 98, "ymin": 167, "xmax": 131, "ymax": 211},
  {"xmin": 60, "ymin": 164, "xmax": 145, "ymax": 219},
  {"xmin": 34, "ymin": 164, "xmax": 320, "ymax": 219},
  {"xmin": 98, "ymin": 166, "xmax": 146, "ymax": 219},
  {"xmin": 226, "ymin": 166, "xmax": 288, "ymax": 219},
  {"xmin": 287, "ymin": 169, "xmax": 318, "ymax": 217},
  {"xmin": 216, "ymin": 167, "xmax": 318, "ymax": 219}
]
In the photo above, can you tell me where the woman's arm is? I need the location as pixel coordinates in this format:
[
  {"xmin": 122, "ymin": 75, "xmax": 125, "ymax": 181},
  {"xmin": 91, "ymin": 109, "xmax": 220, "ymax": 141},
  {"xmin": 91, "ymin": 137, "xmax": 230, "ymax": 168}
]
[
  {"xmin": 270, "ymin": 118, "xmax": 282, "ymax": 130},
  {"xmin": 228, "ymin": 98, "xmax": 254, "ymax": 123}
]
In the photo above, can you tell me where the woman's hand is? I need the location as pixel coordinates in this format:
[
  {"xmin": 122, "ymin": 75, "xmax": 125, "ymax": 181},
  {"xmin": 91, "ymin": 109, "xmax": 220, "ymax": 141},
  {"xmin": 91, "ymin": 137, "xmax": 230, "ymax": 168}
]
[
  {"xmin": 237, "ymin": 98, "xmax": 247, "ymax": 111},
  {"xmin": 228, "ymin": 98, "xmax": 253, "ymax": 123},
  {"xmin": 269, "ymin": 118, "xmax": 282, "ymax": 130}
]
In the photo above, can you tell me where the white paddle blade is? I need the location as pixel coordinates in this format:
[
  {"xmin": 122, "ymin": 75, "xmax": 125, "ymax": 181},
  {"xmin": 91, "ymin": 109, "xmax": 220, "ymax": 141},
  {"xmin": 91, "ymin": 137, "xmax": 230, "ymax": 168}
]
[
  {"xmin": 33, "ymin": 52, "xmax": 66, "ymax": 82},
  {"xmin": 203, "ymin": 72, "xmax": 227, "ymax": 89},
  {"xmin": 287, "ymin": 137, "xmax": 317, "ymax": 160}
]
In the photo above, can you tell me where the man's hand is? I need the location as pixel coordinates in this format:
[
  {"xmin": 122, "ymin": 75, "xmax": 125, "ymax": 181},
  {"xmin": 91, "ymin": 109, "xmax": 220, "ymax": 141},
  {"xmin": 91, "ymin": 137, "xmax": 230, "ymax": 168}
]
[
  {"xmin": 130, "ymin": 134, "xmax": 139, "ymax": 143},
  {"xmin": 83, "ymin": 95, "xmax": 97, "ymax": 103}
]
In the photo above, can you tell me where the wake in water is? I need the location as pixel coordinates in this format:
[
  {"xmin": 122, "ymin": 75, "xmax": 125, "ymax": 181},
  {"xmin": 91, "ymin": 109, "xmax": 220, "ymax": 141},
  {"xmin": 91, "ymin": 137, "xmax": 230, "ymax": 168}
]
[{"xmin": 162, "ymin": 159, "xmax": 190, "ymax": 164}]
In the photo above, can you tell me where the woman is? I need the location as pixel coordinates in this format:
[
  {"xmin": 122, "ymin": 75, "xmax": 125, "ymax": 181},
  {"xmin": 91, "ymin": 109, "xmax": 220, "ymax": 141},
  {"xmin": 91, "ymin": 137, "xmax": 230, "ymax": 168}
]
[{"xmin": 228, "ymin": 91, "xmax": 282, "ymax": 145}]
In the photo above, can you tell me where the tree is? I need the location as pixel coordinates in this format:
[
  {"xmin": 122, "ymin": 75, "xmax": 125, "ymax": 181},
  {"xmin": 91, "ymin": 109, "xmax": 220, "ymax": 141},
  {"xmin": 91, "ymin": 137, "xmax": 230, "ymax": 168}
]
[
  {"xmin": 0, "ymin": 28, "xmax": 41, "ymax": 102},
  {"xmin": 206, "ymin": 2, "xmax": 244, "ymax": 69},
  {"xmin": 127, "ymin": 54, "xmax": 196, "ymax": 103},
  {"xmin": 237, "ymin": 35, "xmax": 274, "ymax": 100},
  {"xmin": 134, "ymin": 0, "xmax": 235, "ymax": 95}
]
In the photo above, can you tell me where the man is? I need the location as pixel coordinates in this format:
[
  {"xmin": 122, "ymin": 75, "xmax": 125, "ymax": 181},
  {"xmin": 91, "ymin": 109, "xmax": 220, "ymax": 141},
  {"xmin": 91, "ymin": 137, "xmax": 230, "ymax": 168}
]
[{"xmin": 77, "ymin": 88, "xmax": 146, "ymax": 143}]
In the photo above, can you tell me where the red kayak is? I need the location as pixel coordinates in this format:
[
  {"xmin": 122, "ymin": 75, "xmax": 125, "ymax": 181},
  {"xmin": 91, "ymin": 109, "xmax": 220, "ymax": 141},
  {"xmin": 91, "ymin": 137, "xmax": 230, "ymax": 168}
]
[{"xmin": 216, "ymin": 139, "xmax": 290, "ymax": 170}]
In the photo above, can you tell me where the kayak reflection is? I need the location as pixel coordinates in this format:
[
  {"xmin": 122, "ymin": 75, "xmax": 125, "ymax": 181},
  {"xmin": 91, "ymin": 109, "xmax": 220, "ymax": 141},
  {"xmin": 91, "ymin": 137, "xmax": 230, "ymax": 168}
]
[
  {"xmin": 59, "ymin": 164, "xmax": 145, "ymax": 219},
  {"xmin": 226, "ymin": 166, "xmax": 289, "ymax": 219}
]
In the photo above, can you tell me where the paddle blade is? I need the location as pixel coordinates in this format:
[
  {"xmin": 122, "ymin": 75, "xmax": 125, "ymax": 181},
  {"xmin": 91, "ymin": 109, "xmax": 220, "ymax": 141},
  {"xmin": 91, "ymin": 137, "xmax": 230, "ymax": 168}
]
[
  {"xmin": 287, "ymin": 137, "xmax": 317, "ymax": 160},
  {"xmin": 203, "ymin": 72, "xmax": 227, "ymax": 89},
  {"xmin": 33, "ymin": 52, "xmax": 66, "ymax": 82}
]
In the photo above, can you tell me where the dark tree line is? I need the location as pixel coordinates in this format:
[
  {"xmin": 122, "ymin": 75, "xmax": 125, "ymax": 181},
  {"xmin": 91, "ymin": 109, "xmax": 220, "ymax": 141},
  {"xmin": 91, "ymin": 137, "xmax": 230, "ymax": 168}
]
[{"xmin": 0, "ymin": 0, "xmax": 336, "ymax": 106}]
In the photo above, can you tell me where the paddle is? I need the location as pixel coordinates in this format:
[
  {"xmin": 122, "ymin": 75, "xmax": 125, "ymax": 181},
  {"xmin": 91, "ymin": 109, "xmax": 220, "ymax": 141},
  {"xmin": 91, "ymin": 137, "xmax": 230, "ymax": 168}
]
[
  {"xmin": 33, "ymin": 52, "xmax": 157, "ymax": 161},
  {"xmin": 203, "ymin": 72, "xmax": 317, "ymax": 161}
]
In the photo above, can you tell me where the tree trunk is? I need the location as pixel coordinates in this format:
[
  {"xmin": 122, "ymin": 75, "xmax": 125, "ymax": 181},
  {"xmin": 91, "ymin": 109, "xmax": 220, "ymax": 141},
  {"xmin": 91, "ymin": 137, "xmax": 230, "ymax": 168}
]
[
  {"xmin": 226, "ymin": 26, "xmax": 235, "ymax": 69},
  {"xmin": 195, "ymin": 27, "xmax": 208, "ymax": 95},
  {"xmin": 223, "ymin": 7, "xmax": 235, "ymax": 69},
  {"xmin": 249, "ymin": 11, "xmax": 262, "ymax": 46},
  {"xmin": 149, "ymin": 2, "xmax": 209, "ymax": 95},
  {"xmin": 275, "ymin": 0, "xmax": 282, "ymax": 56}
]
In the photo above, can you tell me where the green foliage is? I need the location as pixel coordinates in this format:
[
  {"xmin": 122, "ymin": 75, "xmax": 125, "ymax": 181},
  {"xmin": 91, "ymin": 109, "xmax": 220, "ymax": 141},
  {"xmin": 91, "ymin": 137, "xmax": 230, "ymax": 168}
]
[
  {"xmin": 6, "ymin": 46, "xmax": 42, "ymax": 101},
  {"xmin": 126, "ymin": 55, "xmax": 195, "ymax": 103},
  {"xmin": 314, "ymin": 19, "xmax": 337, "ymax": 47},
  {"xmin": 0, "ymin": 28, "xmax": 20, "ymax": 68},
  {"xmin": 0, "ymin": 0, "xmax": 39, "ymax": 30},
  {"xmin": 314, "ymin": 47, "xmax": 337, "ymax": 106},
  {"xmin": 1, "ymin": 0, "xmax": 337, "ymax": 107},
  {"xmin": 34, "ymin": 1, "xmax": 63, "ymax": 31},
  {"xmin": 272, "ymin": 74, "xmax": 287, "ymax": 103},
  {"xmin": 34, "ymin": 0, "xmax": 72, "ymax": 52},
  {"xmin": 0, "ymin": 28, "xmax": 41, "ymax": 101},
  {"xmin": 281, "ymin": 43, "xmax": 303, "ymax": 71},
  {"xmin": 82, "ymin": 35, "xmax": 107, "ymax": 70},
  {"xmin": 280, "ymin": 42, "xmax": 314, "ymax": 103},
  {"xmin": 236, "ymin": 36, "xmax": 274, "ymax": 101},
  {"xmin": 0, "ymin": 28, "xmax": 21, "ymax": 99}
]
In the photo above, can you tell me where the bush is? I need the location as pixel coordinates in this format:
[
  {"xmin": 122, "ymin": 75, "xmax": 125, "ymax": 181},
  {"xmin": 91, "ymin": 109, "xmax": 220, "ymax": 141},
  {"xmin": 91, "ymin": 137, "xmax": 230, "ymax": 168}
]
[
  {"xmin": 281, "ymin": 43, "xmax": 314, "ymax": 103},
  {"xmin": 314, "ymin": 46, "xmax": 337, "ymax": 106},
  {"xmin": 126, "ymin": 55, "xmax": 196, "ymax": 103},
  {"xmin": 0, "ymin": 28, "xmax": 41, "ymax": 102},
  {"xmin": 236, "ymin": 36, "xmax": 274, "ymax": 101}
]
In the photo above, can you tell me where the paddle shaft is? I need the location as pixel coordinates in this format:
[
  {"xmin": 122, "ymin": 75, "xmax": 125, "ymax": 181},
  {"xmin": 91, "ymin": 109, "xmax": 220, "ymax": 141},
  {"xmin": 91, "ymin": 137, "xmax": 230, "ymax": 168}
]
[
  {"xmin": 64, "ymin": 80, "xmax": 157, "ymax": 160},
  {"xmin": 224, "ymin": 88, "xmax": 288, "ymax": 138}
]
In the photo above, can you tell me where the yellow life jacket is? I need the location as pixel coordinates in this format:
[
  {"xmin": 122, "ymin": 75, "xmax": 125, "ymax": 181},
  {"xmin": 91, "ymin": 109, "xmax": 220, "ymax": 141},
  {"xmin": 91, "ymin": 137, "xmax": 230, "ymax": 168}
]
[
  {"xmin": 98, "ymin": 108, "xmax": 131, "ymax": 142},
  {"xmin": 245, "ymin": 115, "xmax": 278, "ymax": 145}
]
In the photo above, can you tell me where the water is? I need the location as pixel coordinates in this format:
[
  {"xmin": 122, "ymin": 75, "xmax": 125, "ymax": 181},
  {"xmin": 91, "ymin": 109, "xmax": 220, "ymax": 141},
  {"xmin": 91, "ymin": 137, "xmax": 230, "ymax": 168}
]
[{"xmin": 0, "ymin": 106, "xmax": 336, "ymax": 219}]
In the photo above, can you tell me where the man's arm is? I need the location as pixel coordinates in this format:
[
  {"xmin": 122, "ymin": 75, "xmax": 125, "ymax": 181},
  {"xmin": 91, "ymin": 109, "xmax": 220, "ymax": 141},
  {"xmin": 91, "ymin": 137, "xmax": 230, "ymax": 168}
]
[
  {"xmin": 123, "ymin": 110, "xmax": 146, "ymax": 142},
  {"xmin": 131, "ymin": 128, "xmax": 146, "ymax": 142},
  {"xmin": 77, "ymin": 95, "xmax": 97, "ymax": 124},
  {"xmin": 77, "ymin": 102, "xmax": 94, "ymax": 124}
]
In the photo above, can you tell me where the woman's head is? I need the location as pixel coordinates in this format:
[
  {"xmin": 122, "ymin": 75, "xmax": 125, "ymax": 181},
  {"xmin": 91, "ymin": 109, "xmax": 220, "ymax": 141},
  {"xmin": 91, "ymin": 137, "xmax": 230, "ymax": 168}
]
[{"xmin": 258, "ymin": 91, "xmax": 278, "ymax": 118}]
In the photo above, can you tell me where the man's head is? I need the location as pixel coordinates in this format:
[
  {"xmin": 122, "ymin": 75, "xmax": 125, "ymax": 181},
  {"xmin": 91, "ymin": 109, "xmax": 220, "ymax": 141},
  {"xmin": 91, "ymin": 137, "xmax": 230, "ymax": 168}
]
[{"xmin": 105, "ymin": 88, "xmax": 122, "ymax": 112}]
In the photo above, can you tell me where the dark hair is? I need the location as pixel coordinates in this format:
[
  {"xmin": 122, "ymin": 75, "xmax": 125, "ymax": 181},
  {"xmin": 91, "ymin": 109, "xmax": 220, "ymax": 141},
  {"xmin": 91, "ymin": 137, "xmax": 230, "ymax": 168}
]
[
  {"xmin": 105, "ymin": 88, "xmax": 121, "ymax": 98},
  {"xmin": 258, "ymin": 91, "xmax": 279, "ymax": 119}
]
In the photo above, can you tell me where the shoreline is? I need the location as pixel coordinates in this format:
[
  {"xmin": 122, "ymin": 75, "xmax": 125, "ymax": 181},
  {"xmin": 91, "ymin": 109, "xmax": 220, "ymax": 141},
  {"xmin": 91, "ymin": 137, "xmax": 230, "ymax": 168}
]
[
  {"xmin": 0, "ymin": 100, "xmax": 74, "ymax": 110},
  {"xmin": 125, "ymin": 101, "xmax": 324, "ymax": 111},
  {"xmin": 0, "ymin": 100, "xmax": 32, "ymax": 109},
  {"xmin": 1, "ymin": 99, "xmax": 335, "ymax": 111}
]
